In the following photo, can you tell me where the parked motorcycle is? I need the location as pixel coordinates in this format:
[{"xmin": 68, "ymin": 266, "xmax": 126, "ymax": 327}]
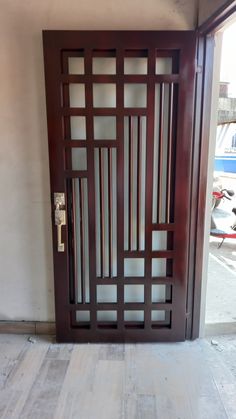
[{"xmin": 211, "ymin": 185, "xmax": 236, "ymax": 248}]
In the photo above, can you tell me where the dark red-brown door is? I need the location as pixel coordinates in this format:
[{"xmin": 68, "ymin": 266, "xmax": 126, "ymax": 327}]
[{"xmin": 43, "ymin": 31, "xmax": 196, "ymax": 342}]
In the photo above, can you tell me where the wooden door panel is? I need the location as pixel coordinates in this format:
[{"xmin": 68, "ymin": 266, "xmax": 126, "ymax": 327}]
[{"xmin": 43, "ymin": 31, "xmax": 197, "ymax": 342}]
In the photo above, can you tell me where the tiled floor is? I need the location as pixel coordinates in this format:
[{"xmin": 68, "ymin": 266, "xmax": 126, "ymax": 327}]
[{"xmin": 0, "ymin": 334, "xmax": 236, "ymax": 418}]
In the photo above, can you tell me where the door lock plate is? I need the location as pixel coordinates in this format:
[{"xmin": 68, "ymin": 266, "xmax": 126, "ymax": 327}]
[{"xmin": 53, "ymin": 193, "xmax": 66, "ymax": 252}]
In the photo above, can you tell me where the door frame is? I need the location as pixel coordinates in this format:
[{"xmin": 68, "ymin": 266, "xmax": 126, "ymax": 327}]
[{"xmin": 189, "ymin": 1, "xmax": 236, "ymax": 339}]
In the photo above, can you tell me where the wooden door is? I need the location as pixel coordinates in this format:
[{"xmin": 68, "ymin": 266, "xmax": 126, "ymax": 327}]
[{"xmin": 43, "ymin": 31, "xmax": 197, "ymax": 342}]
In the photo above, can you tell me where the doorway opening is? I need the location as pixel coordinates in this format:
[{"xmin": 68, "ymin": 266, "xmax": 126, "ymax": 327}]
[{"xmin": 204, "ymin": 19, "xmax": 236, "ymax": 336}]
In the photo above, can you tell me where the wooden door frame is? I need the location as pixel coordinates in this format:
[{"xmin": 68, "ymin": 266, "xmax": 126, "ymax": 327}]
[{"xmin": 188, "ymin": 1, "xmax": 236, "ymax": 339}]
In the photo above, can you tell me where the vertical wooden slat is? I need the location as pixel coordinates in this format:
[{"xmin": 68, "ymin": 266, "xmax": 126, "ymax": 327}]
[
  {"xmin": 99, "ymin": 148, "xmax": 104, "ymax": 277},
  {"xmin": 158, "ymin": 83, "xmax": 164, "ymax": 223},
  {"xmin": 66, "ymin": 179, "xmax": 76, "ymax": 304},
  {"xmin": 108, "ymin": 148, "xmax": 113, "ymax": 277},
  {"xmin": 79, "ymin": 179, "xmax": 84, "ymax": 303},
  {"xmin": 166, "ymin": 83, "xmax": 174, "ymax": 223},
  {"xmin": 72, "ymin": 179, "xmax": 78, "ymax": 303},
  {"xmin": 137, "ymin": 117, "xmax": 141, "ymax": 251},
  {"xmin": 128, "ymin": 116, "xmax": 133, "ymax": 250}
]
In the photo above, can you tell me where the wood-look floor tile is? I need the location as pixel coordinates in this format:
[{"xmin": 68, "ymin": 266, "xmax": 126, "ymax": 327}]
[{"xmin": 0, "ymin": 335, "xmax": 235, "ymax": 419}]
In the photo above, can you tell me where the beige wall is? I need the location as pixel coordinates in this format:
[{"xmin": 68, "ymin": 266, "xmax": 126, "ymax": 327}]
[
  {"xmin": 198, "ymin": 0, "xmax": 232, "ymax": 25},
  {"xmin": 0, "ymin": 0, "xmax": 227, "ymax": 322}
]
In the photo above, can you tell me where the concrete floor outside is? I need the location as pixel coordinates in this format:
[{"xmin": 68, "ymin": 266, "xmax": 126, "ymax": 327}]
[{"xmin": 205, "ymin": 173, "xmax": 236, "ymax": 333}]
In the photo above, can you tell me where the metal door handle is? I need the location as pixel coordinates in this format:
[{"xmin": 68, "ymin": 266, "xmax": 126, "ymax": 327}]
[{"xmin": 54, "ymin": 193, "xmax": 66, "ymax": 252}]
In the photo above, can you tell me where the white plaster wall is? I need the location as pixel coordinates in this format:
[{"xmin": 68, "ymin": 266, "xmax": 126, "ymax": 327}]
[{"xmin": 0, "ymin": 0, "xmax": 224, "ymax": 322}]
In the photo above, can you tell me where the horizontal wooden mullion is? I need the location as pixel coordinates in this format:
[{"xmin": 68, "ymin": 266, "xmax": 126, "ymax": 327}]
[
  {"xmin": 67, "ymin": 276, "xmax": 174, "ymax": 286},
  {"xmin": 123, "ymin": 75, "xmax": 179, "ymax": 83},
  {"xmin": 62, "ymin": 50, "xmax": 84, "ymax": 59},
  {"xmin": 61, "ymin": 75, "xmax": 117, "ymax": 83},
  {"xmin": 95, "ymin": 277, "xmax": 171, "ymax": 284},
  {"xmin": 90, "ymin": 140, "xmax": 118, "ymax": 147},
  {"xmin": 123, "ymin": 251, "xmax": 146, "ymax": 257},
  {"xmin": 62, "ymin": 108, "xmax": 148, "ymax": 116},
  {"xmin": 153, "ymin": 75, "xmax": 179, "ymax": 83},
  {"xmin": 123, "ymin": 250, "xmax": 174, "ymax": 258},
  {"xmin": 63, "ymin": 140, "xmax": 88, "ymax": 147},
  {"xmin": 123, "ymin": 108, "xmax": 148, "ymax": 116},
  {"xmin": 152, "ymin": 223, "xmax": 175, "ymax": 231},
  {"xmin": 151, "ymin": 321, "xmax": 171, "ymax": 327},
  {"xmin": 151, "ymin": 250, "xmax": 174, "ymax": 258},
  {"xmin": 151, "ymin": 277, "xmax": 173, "ymax": 285},
  {"xmin": 63, "ymin": 140, "xmax": 117, "ymax": 147},
  {"xmin": 62, "ymin": 108, "xmax": 87, "ymax": 116},
  {"xmin": 68, "ymin": 303, "xmax": 172, "ymax": 310},
  {"xmin": 66, "ymin": 108, "xmax": 117, "ymax": 116},
  {"xmin": 94, "ymin": 277, "xmax": 174, "ymax": 285},
  {"xmin": 60, "ymin": 74, "xmax": 179, "ymax": 84},
  {"xmin": 64, "ymin": 170, "xmax": 88, "ymax": 178}
]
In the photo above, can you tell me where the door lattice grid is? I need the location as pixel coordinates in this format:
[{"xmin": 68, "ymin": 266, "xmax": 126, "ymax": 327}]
[{"xmin": 43, "ymin": 32, "xmax": 196, "ymax": 342}]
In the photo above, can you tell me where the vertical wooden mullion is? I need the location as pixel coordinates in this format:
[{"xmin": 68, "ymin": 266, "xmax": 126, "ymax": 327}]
[
  {"xmin": 158, "ymin": 83, "xmax": 164, "ymax": 223},
  {"xmin": 84, "ymin": 49, "xmax": 97, "ymax": 330},
  {"xmin": 145, "ymin": 49, "xmax": 156, "ymax": 331},
  {"xmin": 166, "ymin": 83, "xmax": 173, "ymax": 224},
  {"xmin": 79, "ymin": 179, "xmax": 85, "ymax": 303},
  {"xmin": 108, "ymin": 148, "xmax": 113, "ymax": 278},
  {"xmin": 137, "ymin": 117, "xmax": 141, "ymax": 251},
  {"xmin": 128, "ymin": 116, "xmax": 133, "ymax": 251},
  {"xmin": 116, "ymin": 49, "xmax": 124, "ymax": 332},
  {"xmin": 100, "ymin": 148, "xmax": 105, "ymax": 277},
  {"xmin": 72, "ymin": 179, "xmax": 78, "ymax": 303}
]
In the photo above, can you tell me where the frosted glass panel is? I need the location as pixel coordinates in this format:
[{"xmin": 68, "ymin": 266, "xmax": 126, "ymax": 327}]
[
  {"xmin": 152, "ymin": 258, "xmax": 166, "ymax": 277},
  {"xmin": 124, "ymin": 285, "xmax": 144, "ymax": 303},
  {"xmin": 156, "ymin": 58, "xmax": 172, "ymax": 74},
  {"xmin": 152, "ymin": 231, "xmax": 167, "ymax": 251},
  {"xmin": 76, "ymin": 311, "xmax": 90, "ymax": 322},
  {"xmin": 152, "ymin": 83, "xmax": 170, "ymax": 223},
  {"xmin": 93, "ymin": 57, "xmax": 116, "ymax": 74},
  {"xmin": 70, "ymin": 116, "xmax": 86, "ymax": 140},
  {"xmin": 124, "ymin": 311, "xmax": 144, "ymax": 321},
  {"xmin": 124, "ymin": 84, "xmax": 147, "ymax": 108},
  {"xmin": 94, "ymin": 148, "xmax": 117, "ymax": 278},
  {"xmin": 71, "ymin": 148, "xmax": 87, "ymax": 170},
  {"xmin": 94, "ymin": 116, "xmax": 116, "ymax": 140},
  {"xmin": 124, "ymin": 58, "xmax": 147, "ymax": 74},
  {"xmin": 97, "ymin": 285, "xmax": 117, "ymax": 303},
  {"xmin": 93, "ymin": 84, "xmax": 116, "ymax": 108},
  {"xmin": 69, "ymin": 84, "xmax": 85, "ymax": 108},
  {"xmin": 97, "ymin": 311, "xmax": 117, "ymax": 321},
  {"xmin": 123, "ymin": 116, "xmax": 147, "ymax": 251},
  {"xmin": 68, "ymin": 57, "xmax": 84, "ymax": 74},
  {"xmin": 152, "ymin": 285, "xmax": 166, "ymax": 303},
  {"xmin": 124, "ymin": 258, "xmax": 144, "ymax": 277},
  {"xmin": 151, "ymin": 310, "xmax": 165, "ymax": 321}
]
